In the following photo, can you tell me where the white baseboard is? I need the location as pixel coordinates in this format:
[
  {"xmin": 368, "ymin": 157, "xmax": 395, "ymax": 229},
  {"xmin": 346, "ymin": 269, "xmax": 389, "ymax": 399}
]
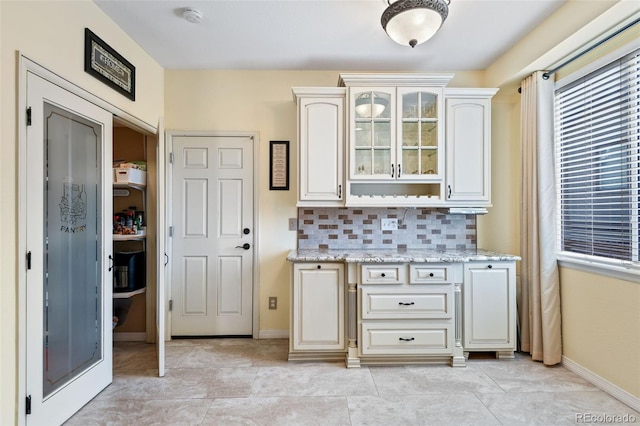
[
  {"xmin": 258, "ymin": 329, "xmax": 289, "ymax": 339},
  {"xmin": 113, "ymin": 332, "xmax": 146, "ymax": 342},
  {"xmin": 562, "ymin": 356, "xmax": 640, "ymax": 412}
]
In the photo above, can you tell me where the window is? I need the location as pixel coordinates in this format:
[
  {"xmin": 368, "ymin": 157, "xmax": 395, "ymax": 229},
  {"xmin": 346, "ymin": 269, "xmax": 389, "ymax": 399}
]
[{"xmin": 555, "ymin": 48, "xmax": 639, "ymax": 272}]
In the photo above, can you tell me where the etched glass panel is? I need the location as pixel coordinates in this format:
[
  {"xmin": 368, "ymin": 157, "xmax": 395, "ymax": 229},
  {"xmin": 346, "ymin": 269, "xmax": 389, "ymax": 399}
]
[{"xmin": 43, "ymin": 102, "xmax": 102, "ymax": 397}]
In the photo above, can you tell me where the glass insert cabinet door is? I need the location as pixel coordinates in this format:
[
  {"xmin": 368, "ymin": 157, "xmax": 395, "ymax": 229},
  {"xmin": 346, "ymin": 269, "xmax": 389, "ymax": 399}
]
[
  {"xmin": 398, "ymin": 89, "xmax": 442, "ymax": 179},
  {"xmin": 351, "ymin": 88, "xmax": 394, "ymax": 179}
]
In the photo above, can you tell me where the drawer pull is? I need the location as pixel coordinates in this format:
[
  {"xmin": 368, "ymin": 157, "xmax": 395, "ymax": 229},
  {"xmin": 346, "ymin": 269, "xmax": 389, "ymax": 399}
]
[
  {"xmin": 398, "ymin": 302, "xmax": 415, "ymax": 306},
  {"xmin": 487, "ymin": 264, "xmax": 493, "ymax": 269},
  {"xmin": 399, "ymin": 337, "xmax": 415, "ymax": 342},
  {"xmin": 380, "ymin": 273, "xmax": 386, "ymax": 277},
  {"xmin": 429, "ymin": 272, "xmax": 434, "ymax": 277}
]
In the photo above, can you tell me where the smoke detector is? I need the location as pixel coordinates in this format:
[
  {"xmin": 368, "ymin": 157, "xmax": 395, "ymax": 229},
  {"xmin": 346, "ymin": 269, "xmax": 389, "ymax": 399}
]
[{"xmin": 182, "ymin": 7, "xmax": 203, "ymax": 24}]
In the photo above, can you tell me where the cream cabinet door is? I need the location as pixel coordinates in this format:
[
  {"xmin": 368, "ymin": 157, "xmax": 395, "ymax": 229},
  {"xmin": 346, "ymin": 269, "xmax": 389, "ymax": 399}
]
[
  {"xmin": 463, "ymin": 261, "xmax": 516, "ymax": 351},
  {"xmin": 292, "ymin": 263, "xmax": 345, "ymax": 351},
  {"xmin": 294, "ymin": 89, "xmax": 345, "ymax": 206},
  {"xmin": 445, "ymin": 89, "xmax": 497, "ymax": 205}
]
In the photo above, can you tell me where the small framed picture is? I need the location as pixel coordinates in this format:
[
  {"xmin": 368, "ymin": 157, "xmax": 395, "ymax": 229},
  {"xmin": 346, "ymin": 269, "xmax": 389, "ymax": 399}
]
[
  {"xmin": 269, "ymin": 141, "xmax": 289, "ymax": 191},
  {"xmin": 84, "ymin": 28, "xmax": 136, "ymax": 101}
]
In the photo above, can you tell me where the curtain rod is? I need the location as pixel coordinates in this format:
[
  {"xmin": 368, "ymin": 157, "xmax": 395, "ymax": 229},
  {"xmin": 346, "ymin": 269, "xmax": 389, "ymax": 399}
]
[{"xmin": 541, "ymin": 16, "xmax": 640, "ymax": 80}]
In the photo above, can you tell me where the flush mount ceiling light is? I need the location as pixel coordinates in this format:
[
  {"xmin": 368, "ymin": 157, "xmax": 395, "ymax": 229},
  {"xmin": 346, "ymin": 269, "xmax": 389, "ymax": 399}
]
[
  {"xmin": 182, "ymin": 7, "xmax": 203, "ymax": 24},
  {"xmin": 381, "ymin": 0, "xmax": 450, "ymax": 48}
]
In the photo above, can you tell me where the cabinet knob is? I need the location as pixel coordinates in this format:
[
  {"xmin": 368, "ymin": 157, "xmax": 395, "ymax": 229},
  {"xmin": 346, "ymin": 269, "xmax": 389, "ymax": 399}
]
[
  {"xmin": 488, "ymin": 264, "xmax": 493, "ymax": 269},
  {"xmin": 381, "ymin": 273, "xmax": 386, "ymax": 277},
  {"xmin": 317, "ymin": 264, "xmax": 322, "ymax": 269},
  {"xmin": 429, "ymin": 272, "xmax": 434, "ymax": 277}
]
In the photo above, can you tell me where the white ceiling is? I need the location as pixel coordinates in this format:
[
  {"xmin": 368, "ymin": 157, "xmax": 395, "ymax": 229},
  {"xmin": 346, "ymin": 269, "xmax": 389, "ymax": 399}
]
[{"xmin": 94, "ymin": 0, "xmax": 567, "ymax": 72}]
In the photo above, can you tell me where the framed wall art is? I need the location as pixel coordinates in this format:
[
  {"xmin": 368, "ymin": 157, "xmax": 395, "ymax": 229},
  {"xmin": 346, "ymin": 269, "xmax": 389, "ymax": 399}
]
[
  {"xmin": 269, "ymin": 141, "xmax": 289, "ymax": 191},
  {"xmin": 84, "ymin": 28, "xmax": 136, "ymax": 101}
]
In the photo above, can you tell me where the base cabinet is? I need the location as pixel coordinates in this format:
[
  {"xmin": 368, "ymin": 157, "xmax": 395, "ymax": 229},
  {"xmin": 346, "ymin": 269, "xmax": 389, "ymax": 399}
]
[
  {"xmin": 290, "ymin": 263, "xmax": 346, "ymax": 357},
  {"xmin": 463, "ymin": 261, "xmax": 516, "ymax": 355},
  {"xmin": 358, "ymin": 264, "xmax": 457, "ymax": 360}
]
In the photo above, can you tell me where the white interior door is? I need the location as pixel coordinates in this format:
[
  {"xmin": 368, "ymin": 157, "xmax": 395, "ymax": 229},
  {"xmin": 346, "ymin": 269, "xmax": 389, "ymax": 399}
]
[
  {"xmin": 170, "ymin": 135, "xmax": 254, "ymax": 336},
  {"xmin": 25, "ymin": 72, "xmax": 113, "ymax": 425}
]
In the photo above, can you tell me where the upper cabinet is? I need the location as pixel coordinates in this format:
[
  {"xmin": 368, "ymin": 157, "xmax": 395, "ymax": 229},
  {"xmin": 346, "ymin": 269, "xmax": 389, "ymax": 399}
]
[
  {"xmin": 445, "ymin": 89, "xmax": 498, "ymax": 206},
  {"xmin": 293, "ymin": 87, "xmax": 346, "ymax": 207},
  {"xmin": 292, "ymin": 75, "xmax": 497, "ymax": 208},
  {"xmin": 340, "ymin": 74, "xmax": 453, "ymax": 206}
]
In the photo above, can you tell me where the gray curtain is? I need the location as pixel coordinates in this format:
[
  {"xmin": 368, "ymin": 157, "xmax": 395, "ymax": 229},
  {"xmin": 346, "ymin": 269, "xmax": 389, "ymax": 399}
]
[{"xmin": 519, "ymin": 71, "xmax": 562, "ymax": 365}]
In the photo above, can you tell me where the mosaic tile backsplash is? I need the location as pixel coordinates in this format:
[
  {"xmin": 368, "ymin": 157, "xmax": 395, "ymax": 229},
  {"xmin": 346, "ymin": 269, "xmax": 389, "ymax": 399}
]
[{"xmin": 297, "ymin": 207, "xmax": 477, "ymax": 250}]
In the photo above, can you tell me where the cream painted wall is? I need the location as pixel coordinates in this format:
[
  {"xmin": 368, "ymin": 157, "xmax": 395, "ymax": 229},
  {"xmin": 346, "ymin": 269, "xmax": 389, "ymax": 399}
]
[
  {"xmin": 560, "ymin": 268, "xmax": 640, "ymax": 397},
  {"xmin": 0, "ymin": 1, "xmax": 164, "ymax": 423}
]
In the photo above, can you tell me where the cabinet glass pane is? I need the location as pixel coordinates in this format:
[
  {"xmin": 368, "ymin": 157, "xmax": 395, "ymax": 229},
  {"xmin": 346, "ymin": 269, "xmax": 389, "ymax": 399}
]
[
  {"xmin": 422, "ymin": 150, "xmax": 438, "ymax": 175},
  {"xmin": 402, "ymin": 92, "xmax": 419, "ymax": 118},
  {"xmin": 421, "ymin": 122, "xmax": 437, "ymax": 146},
  {"xmin": 355, "ymin": 122, "xmax": 372, "ymax": 147},
  {"xmin": 402, "ymin": 149, "xmax": 419, "ymax": 176},
  {"xmin": 355, "ymin": 150, "xmax": 371, "ymax": 175},
  {"xmin": 373, "ymin": 149, "xmax": 391, "ymax": 175},
  {"xmin": 374, "ymin": 122, "xmax": 391, "ymax": 147},
  {"xmin": 421, "ymin": 93, "xmax": 438, "ymax": 118},
  {"xmin": 402, "ymin": 122, "xmax": 419, "ymax": 146},
  {"xmin": 355, "ymin": 91, "xmax": 390, "ymax": 119}
]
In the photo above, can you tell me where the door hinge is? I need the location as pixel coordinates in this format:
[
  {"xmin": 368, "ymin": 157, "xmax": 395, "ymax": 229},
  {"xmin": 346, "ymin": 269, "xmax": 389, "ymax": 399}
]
[
  {"xmin": 26, "ymin": 107, "xmax": 32, "ymax": 126},
  {"xmin": 169, "ymin": 152, "xmax": 174, "ymax": 164},
  {"xmin": 169, "ymin": 226, "xmax": 173, "ymax": 237},
  {"xmin": 169, "ymin": 300, "xmax": 173, "ymax": 311},
  {"xmin": 25, "ymin": 395, "xmax": 31, "ymax": 415},
  {"xmin": 26, "ymin": 251, "xmax": 32, "ymax": 270}
]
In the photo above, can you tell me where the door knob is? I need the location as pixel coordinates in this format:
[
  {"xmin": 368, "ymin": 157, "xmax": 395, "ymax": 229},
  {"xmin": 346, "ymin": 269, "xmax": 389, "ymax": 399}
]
[{"xmin": 236, "ymin": 243, "xmax": 251, "ymax": 250}]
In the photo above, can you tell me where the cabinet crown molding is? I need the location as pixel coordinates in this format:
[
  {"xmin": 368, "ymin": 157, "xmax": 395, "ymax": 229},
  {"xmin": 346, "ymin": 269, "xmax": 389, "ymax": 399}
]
[
  {"xmin": 444, "ymin": 88, "xmax": 499, "ymax": 97},
  {"xmin": 338, "ymin": 73, "xmax": 455, "ymax": 87},
  {"xmin": 292, "ymin": 87, "xmax": 347, "ymax": 101}
]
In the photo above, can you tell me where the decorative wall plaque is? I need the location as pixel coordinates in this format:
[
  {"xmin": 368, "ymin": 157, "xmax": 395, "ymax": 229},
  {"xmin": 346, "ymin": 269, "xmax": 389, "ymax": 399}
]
[
  {"xmin": 84, "ymin": 28, "xmax": 136, "ymax": 101},
  {"xmin": 269, "ymin": 141, "xmax": 289, "ymax": 190}
]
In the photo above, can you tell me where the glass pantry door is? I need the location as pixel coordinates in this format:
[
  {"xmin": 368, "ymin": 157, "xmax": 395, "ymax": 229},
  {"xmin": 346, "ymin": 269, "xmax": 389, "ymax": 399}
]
[{"xmin": 25, "ymin": 71, "xmax": 113, "ymax": 425}]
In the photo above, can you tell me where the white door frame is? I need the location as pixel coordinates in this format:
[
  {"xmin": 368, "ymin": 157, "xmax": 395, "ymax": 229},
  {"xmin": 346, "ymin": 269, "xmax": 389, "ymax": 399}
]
[
  {"xmin": 17, "ymin": 54, "xmax": 163, "ymax": 423},
  {"xmin": 165, "ymin": 131, "xmax": 260, "ymax": 339}
]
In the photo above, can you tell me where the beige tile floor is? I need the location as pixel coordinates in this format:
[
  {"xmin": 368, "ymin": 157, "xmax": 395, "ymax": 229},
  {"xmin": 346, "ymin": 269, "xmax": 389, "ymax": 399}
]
[{"xmin": 66, "ymin": 339, "xmax": 639, "ymax": 425}]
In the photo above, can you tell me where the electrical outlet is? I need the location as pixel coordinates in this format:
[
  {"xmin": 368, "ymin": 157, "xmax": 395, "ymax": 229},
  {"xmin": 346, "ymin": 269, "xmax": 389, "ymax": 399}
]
[
  {"xmin": 288, "ymin": 218, "xmax": 298, "ymax": 231},
  {"xmin": 381, "ymin": 218, "xmax": 398, "ymax": 231},
  {"xmin": 268, "ymin": 297, "xmax": 277, "ymax": 310}
]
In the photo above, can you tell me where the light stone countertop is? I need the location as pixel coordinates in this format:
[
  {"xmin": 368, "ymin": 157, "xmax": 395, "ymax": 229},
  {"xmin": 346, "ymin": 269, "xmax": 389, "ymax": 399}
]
[{"xmin": 286, "ymin": 248, "xmax": 521, "ymax": 263}]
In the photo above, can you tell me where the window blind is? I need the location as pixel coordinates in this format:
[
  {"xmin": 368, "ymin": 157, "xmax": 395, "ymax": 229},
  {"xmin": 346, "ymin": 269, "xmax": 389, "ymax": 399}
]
[{"xmin": 555, "ymin": 48, "xmax": 639, "ymax": 264}]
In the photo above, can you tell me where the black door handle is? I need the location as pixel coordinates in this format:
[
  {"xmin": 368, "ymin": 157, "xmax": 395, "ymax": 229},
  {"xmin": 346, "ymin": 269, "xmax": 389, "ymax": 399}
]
[{"xmin": 235, "ymin": 243, "xmax": 251, "ymax": 250}]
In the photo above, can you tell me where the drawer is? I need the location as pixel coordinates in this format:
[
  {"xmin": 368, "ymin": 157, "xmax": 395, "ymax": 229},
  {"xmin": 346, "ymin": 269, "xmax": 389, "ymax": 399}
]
[
  {"xmin": 361, "ymin": 264, "xmax": 406, "ymax": 285},
  {"xmin": 410, "ymin": 264, "xmax": 453, "ymax": 284},
  {"xmin": 360, "ymin": 322, "xmax": 453, "ymax": 355},
  {"xmin": 361, "ymin": 287, "xmax": 452, "ymax": 320}
]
